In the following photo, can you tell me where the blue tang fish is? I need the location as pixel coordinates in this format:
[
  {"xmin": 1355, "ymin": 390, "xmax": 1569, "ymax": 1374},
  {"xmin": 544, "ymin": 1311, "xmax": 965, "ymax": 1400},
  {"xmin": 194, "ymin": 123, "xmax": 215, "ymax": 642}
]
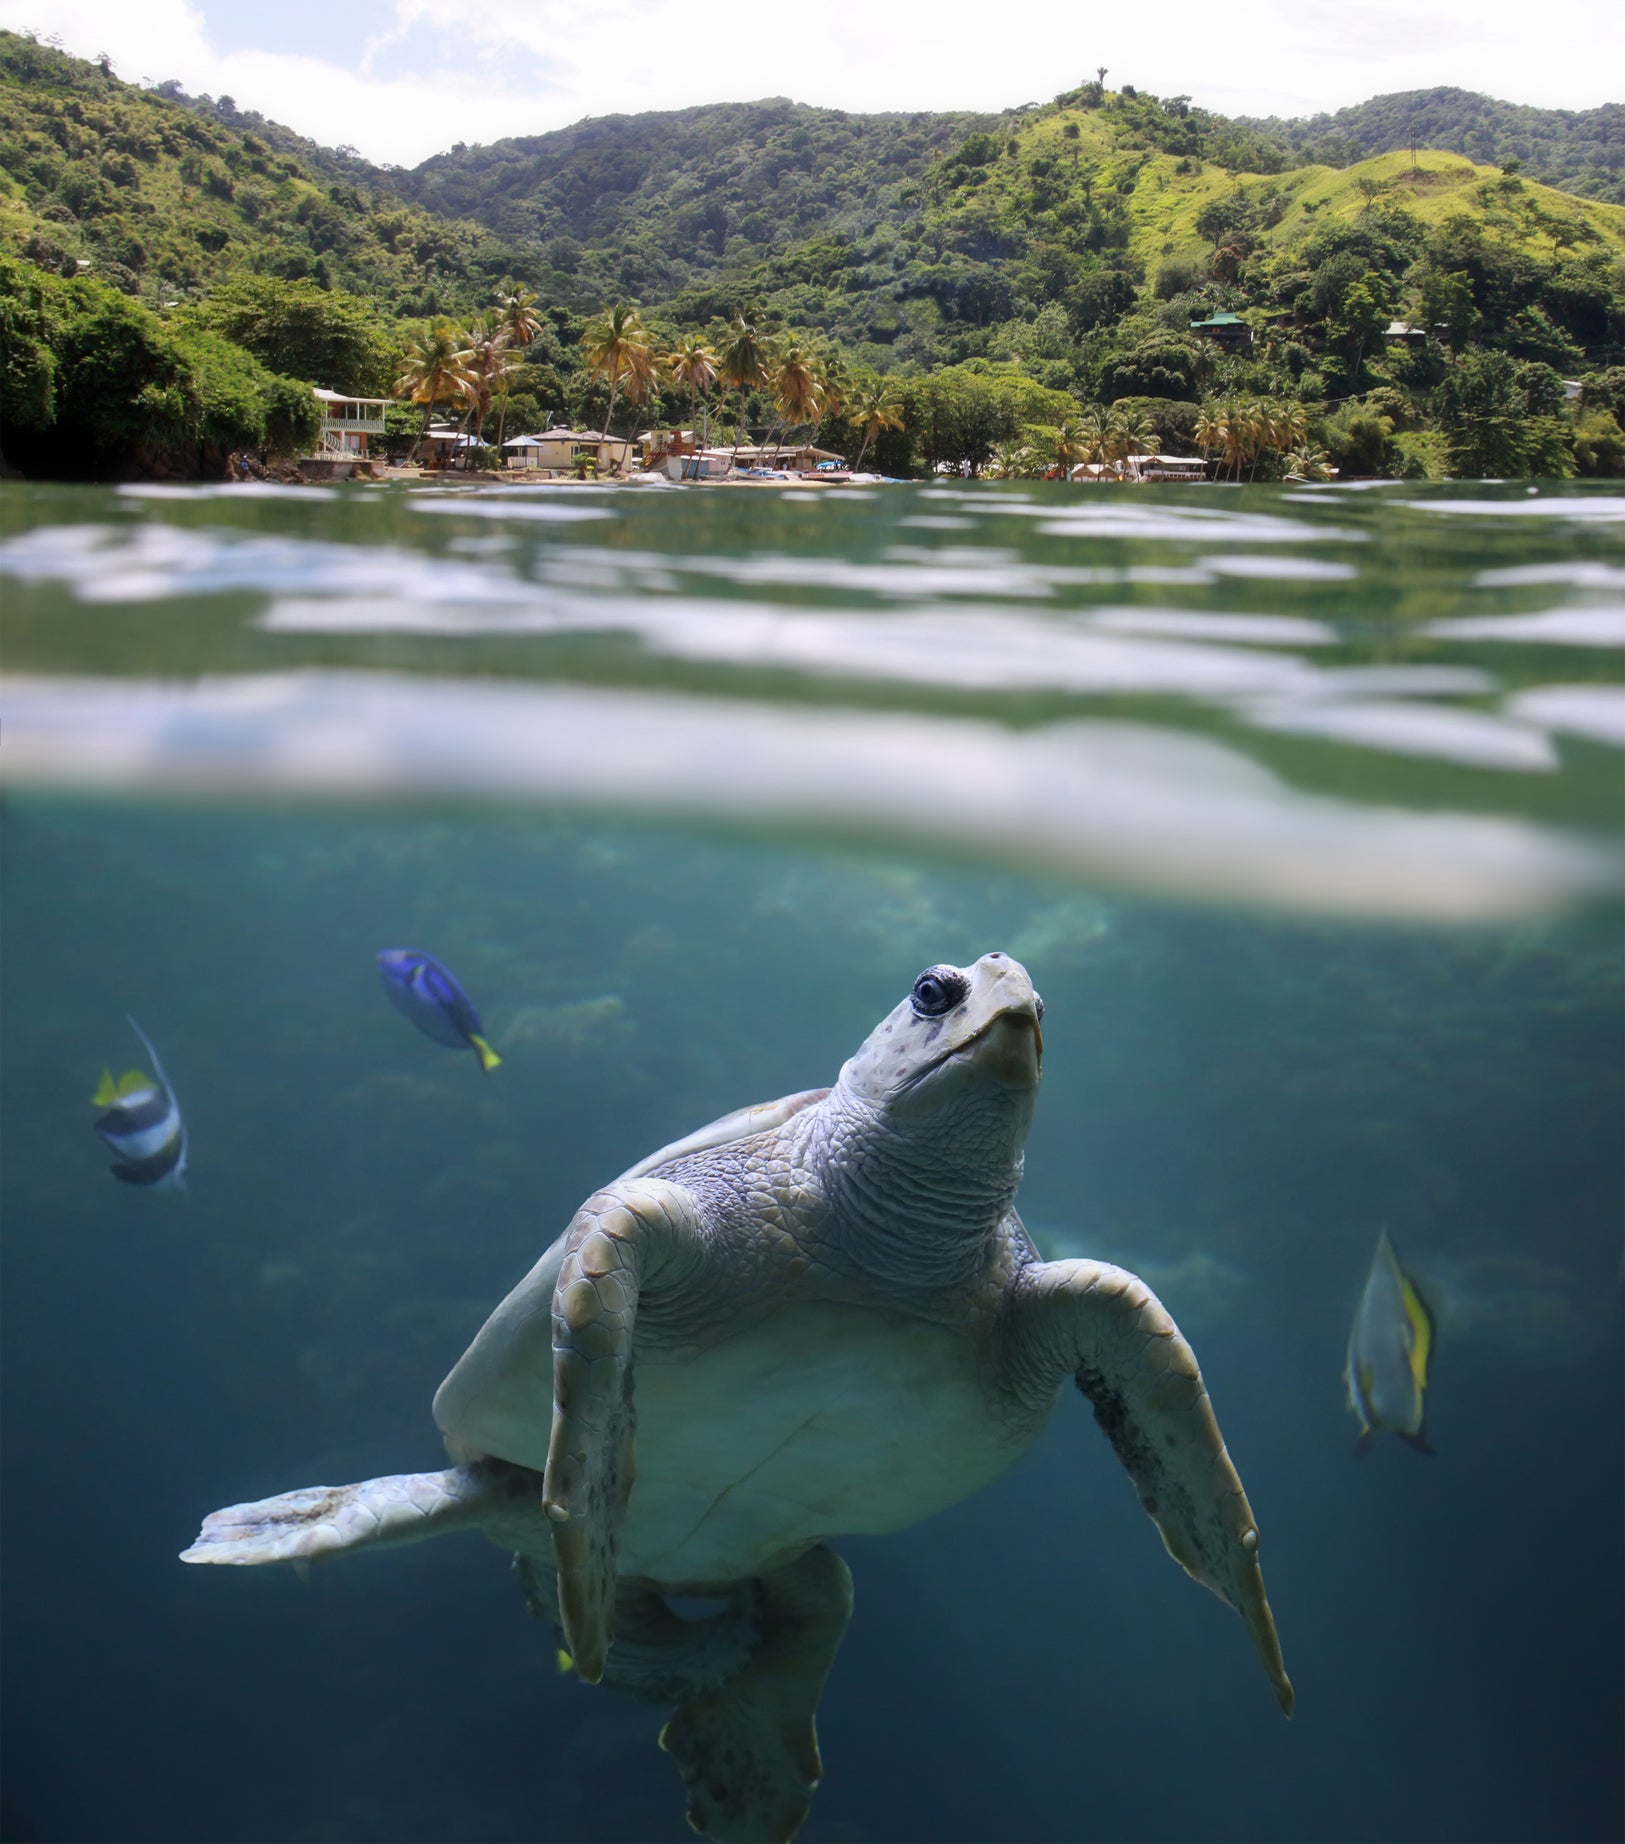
[
  {"xmin": 377, "ymin": 949, "xmax": 502, "ymax": 1074},
  {"xmin": 1345, "ymin": 1231, "xmax": 1436, "ymax": 1456},
  {"xmin": 92, "ymin": 1017, "xmax": 187, "ymax": 1190}
]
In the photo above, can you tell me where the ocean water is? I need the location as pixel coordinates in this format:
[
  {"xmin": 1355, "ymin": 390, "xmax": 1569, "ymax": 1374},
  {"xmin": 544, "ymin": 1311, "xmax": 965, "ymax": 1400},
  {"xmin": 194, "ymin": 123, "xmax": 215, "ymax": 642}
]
[{"xmin": 1, "ymin": 478, "xmax": 1621, "ymax": 1844}]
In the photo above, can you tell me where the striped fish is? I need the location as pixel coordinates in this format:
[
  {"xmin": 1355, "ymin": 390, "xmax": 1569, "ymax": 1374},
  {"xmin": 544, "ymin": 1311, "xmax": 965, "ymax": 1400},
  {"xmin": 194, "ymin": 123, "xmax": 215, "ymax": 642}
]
[{"xmin": 92, "ymin": 1017, "xmax": 188, "ymax": 1191}]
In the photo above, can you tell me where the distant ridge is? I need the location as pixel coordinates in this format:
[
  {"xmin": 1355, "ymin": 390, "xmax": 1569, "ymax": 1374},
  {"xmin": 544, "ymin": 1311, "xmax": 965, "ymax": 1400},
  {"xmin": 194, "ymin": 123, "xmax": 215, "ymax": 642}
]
[{"xmin": 1240, "ymin": 88, "xmax": 1624, "ymax": 207}]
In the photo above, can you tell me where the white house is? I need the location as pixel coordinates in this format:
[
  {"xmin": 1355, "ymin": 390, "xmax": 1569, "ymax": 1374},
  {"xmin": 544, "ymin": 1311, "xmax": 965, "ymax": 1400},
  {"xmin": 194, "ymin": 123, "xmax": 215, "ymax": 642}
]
[
  {"xmin": 502, "ymin": 428, "xmax": 639, "ymax": 474},
  {"xmin": 312, "ymin": 388, "xmax": 388, "ymax": 457}
]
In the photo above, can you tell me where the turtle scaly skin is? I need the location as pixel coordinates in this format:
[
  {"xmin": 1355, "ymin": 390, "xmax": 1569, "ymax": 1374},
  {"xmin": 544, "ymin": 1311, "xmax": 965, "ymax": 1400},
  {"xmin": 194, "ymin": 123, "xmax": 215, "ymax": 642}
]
[{"xmin": 185, "ymin": 953, "xmax": 1290, "ymax": 1844}]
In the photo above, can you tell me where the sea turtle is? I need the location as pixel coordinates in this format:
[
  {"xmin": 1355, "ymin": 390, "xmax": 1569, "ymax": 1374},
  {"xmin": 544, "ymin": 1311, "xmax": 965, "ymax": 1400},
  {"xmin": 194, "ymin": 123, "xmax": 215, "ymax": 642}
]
[{"xmin": 183, "ymin": 952, "xmax": 1292, "ymax": 1843}]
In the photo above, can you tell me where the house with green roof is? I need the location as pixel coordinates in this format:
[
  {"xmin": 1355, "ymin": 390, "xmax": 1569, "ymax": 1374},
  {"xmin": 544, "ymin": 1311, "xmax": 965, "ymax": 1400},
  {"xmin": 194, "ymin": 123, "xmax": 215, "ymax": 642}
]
[{"xmin": 1189, "ymin": 311, "xmax": 1253, "ymax": 350}]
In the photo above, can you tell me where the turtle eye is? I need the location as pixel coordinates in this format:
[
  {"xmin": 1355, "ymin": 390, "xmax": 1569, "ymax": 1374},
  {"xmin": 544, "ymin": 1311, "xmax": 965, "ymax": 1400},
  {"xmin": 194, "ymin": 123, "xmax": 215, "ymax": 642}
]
[
  {"xmin": 911, "ymin": 965, "xmax": 967, "ymax": 1017},
  {"xmin": 1034, "ymin": 994, "xmax": 1045, "ymax": 1023}
]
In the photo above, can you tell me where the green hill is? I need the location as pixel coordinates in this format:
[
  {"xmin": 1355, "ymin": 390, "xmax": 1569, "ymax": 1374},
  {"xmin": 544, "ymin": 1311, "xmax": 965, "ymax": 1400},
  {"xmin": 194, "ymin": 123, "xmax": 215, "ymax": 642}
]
[
  {"xmin": 393, "ymin": 98, "xmax": 1005, "ymax": 304},
  {"xmin": 0, "ymin": 31, "xmax": 543, "ymax": 320},
  {"xmin": 1240, "ymin": 88, "xmax": 1625, "ymax": 207}
]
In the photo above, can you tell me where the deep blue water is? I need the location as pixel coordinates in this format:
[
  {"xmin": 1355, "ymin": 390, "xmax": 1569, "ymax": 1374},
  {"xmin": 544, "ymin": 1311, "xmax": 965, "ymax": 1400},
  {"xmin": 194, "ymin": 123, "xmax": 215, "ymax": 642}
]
[{"xmin": 1, "ymin": 480, "xmax": 1621, "ymax": 1843}]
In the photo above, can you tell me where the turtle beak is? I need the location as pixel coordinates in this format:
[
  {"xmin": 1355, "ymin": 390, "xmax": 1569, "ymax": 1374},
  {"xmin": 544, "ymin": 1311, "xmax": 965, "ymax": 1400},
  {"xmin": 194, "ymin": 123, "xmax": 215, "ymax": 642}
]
[{"xmin": 965, "ymin": 1008, "xmax": 1042, "ymax": 1086}]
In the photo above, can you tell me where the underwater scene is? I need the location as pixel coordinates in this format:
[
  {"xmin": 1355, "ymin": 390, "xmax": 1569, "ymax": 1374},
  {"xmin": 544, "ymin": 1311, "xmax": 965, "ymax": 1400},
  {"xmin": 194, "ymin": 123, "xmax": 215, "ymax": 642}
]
[{"xmin": 1, "ymin": 479, "xmax": 1621, "ymax": 1844}]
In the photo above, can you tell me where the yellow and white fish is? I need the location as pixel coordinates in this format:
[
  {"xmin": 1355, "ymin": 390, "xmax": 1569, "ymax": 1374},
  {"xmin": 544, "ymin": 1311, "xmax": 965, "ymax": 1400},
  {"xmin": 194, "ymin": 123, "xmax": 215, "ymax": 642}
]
[
  {"xmin": 1345, "ymin": 1231, "xmax": 1436, "ymax": 1455},
  {"xmin": 92, "ymin": 1017, "xmax": 187, "ymax": 1191}
]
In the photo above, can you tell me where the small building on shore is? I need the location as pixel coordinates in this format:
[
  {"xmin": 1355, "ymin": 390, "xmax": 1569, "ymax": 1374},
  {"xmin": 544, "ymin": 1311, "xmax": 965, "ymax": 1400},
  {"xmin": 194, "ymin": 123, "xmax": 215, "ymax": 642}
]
[
  {"xmin": 1137, "ymin": 453, "xmax": 1209, "ymax": 481},
  {"xmin": 1383, "ymin": 320, "xmax": 1427, "ymax": 347},
  {"xmin": 722, "ymin": 442, "xmax": 847, "ymax": 473},
  {"xmin": 313, "ymin": 388, "xmax": 388, "ymax": 457},
  {"xmin": 1070, "ymin": 453, "xmax": 1209, "ymax": 483},
  {"xmin": 418, "ymin": 426, "xmax": 484, "ymax": 467},
  {"xmin": 502, "ymin": 428, "xmax": 638, "ymax": 474}
]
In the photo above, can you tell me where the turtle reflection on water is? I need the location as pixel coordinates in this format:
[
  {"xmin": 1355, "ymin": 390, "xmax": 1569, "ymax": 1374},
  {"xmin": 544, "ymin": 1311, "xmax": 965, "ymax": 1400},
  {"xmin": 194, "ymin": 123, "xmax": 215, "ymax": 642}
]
[{"xmin": 184, "ymin": 953, "xmax": 1292, "ymax": 1844}]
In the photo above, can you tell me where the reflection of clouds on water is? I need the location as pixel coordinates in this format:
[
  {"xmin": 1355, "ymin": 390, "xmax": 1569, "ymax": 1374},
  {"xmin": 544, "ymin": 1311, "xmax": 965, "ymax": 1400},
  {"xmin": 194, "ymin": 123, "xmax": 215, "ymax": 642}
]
[
  {"xmin": 1399, "ymin": 496, "xmax": 1625, "ymax": 522},
  {"xmin": 118, "ymin": 481, "xmax": 336, "ymax": 503},
  {"xmin": 1505, "ymin": 686, "xmax": 1625, "ymax": 749},
  {"xmin": 3, "ymin": 492, "xmax": 1621, "ymax": 923},
  {"xmin": 0, "ymin": 520, "xmax": 537, "ymax": 605},
  {"xmin": 1196, "ymin": 556, "xmax": 1359, "ymax": 581},
  {"xmin": 1475, "ymin": 563, "xmax": 1625, "ymax": 589},
  {"xmin": 1244, "ymin": 696, "xmax": 1559, "ymax": 772},
  {"xmin": 3, "ymin": 673, "xmax": 1615, "ymax": 921},
  {"xmin": 1083, "ymin": 608, "xmax": 1336, "ymax": 645},
  {"xmin": 410, "ymin": 498, "xmax": 616, "ymax": 524},
  {"xmin": 1425, "ymin": 607, "xmax": 1625, "ymax": 647}
]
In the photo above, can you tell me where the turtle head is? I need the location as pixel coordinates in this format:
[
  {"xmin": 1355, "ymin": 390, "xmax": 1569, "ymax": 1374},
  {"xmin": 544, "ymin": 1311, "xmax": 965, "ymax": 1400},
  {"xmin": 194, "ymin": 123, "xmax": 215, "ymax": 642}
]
[
  {"xmin": 823, "ymin": 954, "xmax": 1042, "ymax": 1285},
  {"xmin": 840, "ymin": 953, "xmax": 1043, "ymax": 1117}
]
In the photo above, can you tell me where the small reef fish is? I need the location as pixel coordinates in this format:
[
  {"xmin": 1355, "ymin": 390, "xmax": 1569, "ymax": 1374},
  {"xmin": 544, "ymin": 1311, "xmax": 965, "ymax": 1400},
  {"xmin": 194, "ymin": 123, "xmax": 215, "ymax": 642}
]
[
  {"xmin": 377, "ymin": 949, "xmax": 501, "ymax": 1074},
  {"xmin": 1345, "ymin": 1231, "xmax": 1436, "ymax": 1455},
  {"xmin": 92, "ymin": 1017, "xmax": 187, "ymax": 1190}
]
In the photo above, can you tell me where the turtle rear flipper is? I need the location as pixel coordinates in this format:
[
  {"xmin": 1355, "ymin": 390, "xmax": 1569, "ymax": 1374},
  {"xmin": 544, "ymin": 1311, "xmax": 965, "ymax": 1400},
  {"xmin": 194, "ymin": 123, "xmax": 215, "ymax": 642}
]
[
  {"xmin": 659, "ymin": 1545, "xmax": 853, "ymax": 1844},
  {"xmin": 181, "ymin": 1462, "xmax": 523, "ymax": 1567}
]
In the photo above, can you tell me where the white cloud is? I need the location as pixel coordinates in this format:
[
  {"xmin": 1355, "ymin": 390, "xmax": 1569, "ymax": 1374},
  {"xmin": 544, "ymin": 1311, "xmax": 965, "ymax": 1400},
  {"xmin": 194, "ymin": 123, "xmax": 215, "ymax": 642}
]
[{"xmin": 8, "ymin": 0, "xmax": 1621, "ymax": 168}]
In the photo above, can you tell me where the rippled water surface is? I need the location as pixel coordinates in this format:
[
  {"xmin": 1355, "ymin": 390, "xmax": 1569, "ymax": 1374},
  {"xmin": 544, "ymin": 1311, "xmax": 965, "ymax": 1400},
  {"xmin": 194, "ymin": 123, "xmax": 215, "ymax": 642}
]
[{"xmin": 1, "ymin": 479, "xmax": 1621, "ymax": 1844}]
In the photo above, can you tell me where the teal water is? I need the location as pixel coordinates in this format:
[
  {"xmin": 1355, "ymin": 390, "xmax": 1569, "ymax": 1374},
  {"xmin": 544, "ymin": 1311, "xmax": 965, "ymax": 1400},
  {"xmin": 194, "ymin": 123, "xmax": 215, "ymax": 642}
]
[{"xmin": 1, "ymin": 480, "xmax": 1621, "ymax": 1843}]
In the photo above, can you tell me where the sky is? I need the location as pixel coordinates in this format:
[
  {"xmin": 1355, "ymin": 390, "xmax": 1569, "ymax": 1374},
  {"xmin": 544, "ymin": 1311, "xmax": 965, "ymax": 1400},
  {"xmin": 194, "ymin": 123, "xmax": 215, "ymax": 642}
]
[{"xmin": 5, "ymin": 0, "xmax": 1620, "ymax": 169}]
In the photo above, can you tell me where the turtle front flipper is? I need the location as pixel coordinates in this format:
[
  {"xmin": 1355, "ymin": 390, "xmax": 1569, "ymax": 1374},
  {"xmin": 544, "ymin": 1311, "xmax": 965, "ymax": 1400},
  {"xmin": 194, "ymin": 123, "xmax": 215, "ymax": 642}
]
[
  {"xmin": 180, "ymin": 1461, "xmax": 522, "ymax": 1567},
  {"xmin": 543, "ymin": 1178, "xmax": 706, "ymax": 1683},
  {"xmin": 1004, "ymin": 1258, "xmax": 1293, "ymax": 1716},
  {"xmin": 659, "ymin": 1545, "xmax": 853, "ymax": 1844}
]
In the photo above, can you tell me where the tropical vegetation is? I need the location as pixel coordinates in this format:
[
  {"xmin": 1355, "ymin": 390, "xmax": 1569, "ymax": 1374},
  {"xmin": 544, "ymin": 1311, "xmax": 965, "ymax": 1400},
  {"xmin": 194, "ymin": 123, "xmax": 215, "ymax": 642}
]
[{"xmin": 2, "ymin": 30, "xmax": 1622, "ymax": 481}]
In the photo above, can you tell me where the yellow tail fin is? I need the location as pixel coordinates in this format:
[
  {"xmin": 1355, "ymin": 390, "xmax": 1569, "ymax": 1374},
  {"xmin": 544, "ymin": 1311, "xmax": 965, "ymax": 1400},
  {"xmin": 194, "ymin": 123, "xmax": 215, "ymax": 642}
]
[
  {"xmin": 92, "ymin": 1067, "xmax": 119, "ymax": 1107},
  {"xmin": 470, "ymin": 1033, "xmax": 502, "ymax": 1074}
]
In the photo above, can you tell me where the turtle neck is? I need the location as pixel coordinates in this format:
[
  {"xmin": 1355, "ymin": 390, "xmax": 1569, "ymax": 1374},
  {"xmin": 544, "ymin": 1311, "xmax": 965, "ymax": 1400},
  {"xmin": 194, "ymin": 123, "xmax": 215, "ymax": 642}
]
[{"xmin": 802, "ymin": 1078, "xmax": 1031, "ymax": 1306}]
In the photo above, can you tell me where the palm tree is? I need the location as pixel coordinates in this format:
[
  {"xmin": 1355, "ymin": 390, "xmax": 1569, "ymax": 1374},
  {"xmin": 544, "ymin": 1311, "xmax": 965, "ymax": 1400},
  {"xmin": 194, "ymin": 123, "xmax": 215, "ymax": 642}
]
[
  {"xmin": 617, "ymin": 350, "xmax": 661, "ymax": 468},
  {"xmin": 987, "ymin": 439, "xmax": 1031, "ymax": 480},
  {"xmin": 848, "ymin": 383, "xmax": 905, "ymax": 473},
  {"xmin": 581, "ymin": 301, "xmax": 653, "ymax": 474},
  {"xmin": 1204, "ymin": 397, "xmax": 1256, "ymax": 482},
  {"xmin": 492, "ymin": 288, "xmax": 543, "ymax": 451},
  {"xmin": 1033, "ymin": 417, "xmax": 1090, "ymax": 477},
  {"xmin": 1113, "ymin": 411, "xmax": 1161, "ymax": 477},
  {"xmin": 1270, "ymin": 399, "xmax": 1309, "ymax": 460},
  {"xmin": 496, "ymin": 287, "xmax": 542, "ymax": 351},
  {"xmin": 395, "ymin": 323, "xmax": 476, "ymax": 463},
  {"xmin": 1283, "ymin": 443, "xmax": 1333, "ymax": 482},
  {"xmin": 1194, "ymin": 401, "xmax": 1225, "ymax": 477},
  {"xmin": 718, "ymin": 308, "xmax": 771, "ymax": 468},
  {"xmin": 768, "ymin": 339, "xmax": 825, "ymax": 463},
  {"xmin": 458, "ymin": 309, "xmax": 518, "ymax": 446},
  {"xmin": 1069, "ymin": 407, "xmax": 1111, "ymax": 480},
  {"xmin": 667, "ymin": 335, "xmax": 720, "ymax": 449},
  {"xmin": 813, "ymin": 349, "xmax": 852, "ymax": 435}
]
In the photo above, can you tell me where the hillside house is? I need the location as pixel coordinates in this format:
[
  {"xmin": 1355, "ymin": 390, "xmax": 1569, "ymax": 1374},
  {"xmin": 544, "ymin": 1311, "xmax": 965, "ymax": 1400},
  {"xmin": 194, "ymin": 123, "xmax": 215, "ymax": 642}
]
[{"xmin": 1189, "ymin": 311, "xmax": 1253, "ymax": 350}]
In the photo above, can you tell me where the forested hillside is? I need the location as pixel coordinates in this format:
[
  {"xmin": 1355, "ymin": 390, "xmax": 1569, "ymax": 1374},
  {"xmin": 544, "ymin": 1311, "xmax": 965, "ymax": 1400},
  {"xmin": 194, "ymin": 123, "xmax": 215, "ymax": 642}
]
[
  {"xmin": 0, "ymin": 32, "xmax": 542, "ymax": 320},
  {"xmin": 1244, "ymin": 89, "xmax": 1625, "ymax": 207},
  {"xmin": 2, "ymin": 31, "xmax": 1622, "ymax": 484}
]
